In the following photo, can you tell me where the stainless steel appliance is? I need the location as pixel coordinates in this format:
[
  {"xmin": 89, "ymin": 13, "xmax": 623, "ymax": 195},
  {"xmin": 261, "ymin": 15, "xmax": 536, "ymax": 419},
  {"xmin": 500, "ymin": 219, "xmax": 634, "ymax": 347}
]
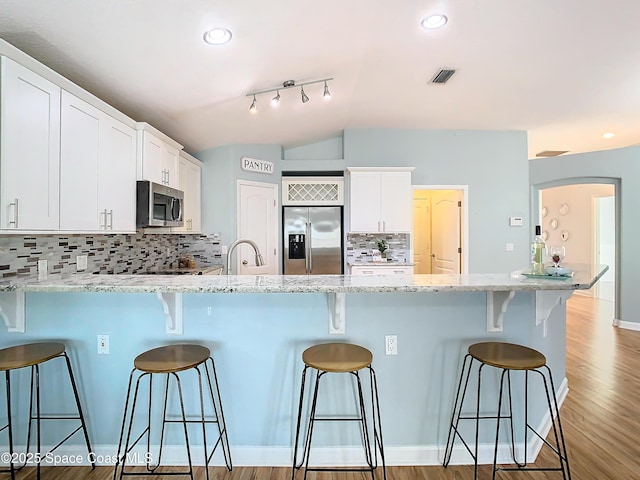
[
  {"xmin": 283, "ymin": 206, "xmax": 343, "ymax": 274},
  {"xmin": 136, "ymin": 180, "xmax": 184, "ymax": 227}
]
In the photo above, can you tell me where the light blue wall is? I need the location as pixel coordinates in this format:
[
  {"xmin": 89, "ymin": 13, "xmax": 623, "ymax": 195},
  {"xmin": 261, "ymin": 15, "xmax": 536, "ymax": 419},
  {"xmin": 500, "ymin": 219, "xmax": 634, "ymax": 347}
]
[
  {"xmin": 283, "ymin": 136, "xmax": 343, "ymax": 160},
  {"xmin": 530, "ymin": 145, "xmax": 640, "ymax": 324},
  {"xmin": 197, "ymin": 128, "xmax": 531, "ymax": 273},
  {"xmin": 0, "ymin": 289, "xmax": 561, "ymax": 458}
]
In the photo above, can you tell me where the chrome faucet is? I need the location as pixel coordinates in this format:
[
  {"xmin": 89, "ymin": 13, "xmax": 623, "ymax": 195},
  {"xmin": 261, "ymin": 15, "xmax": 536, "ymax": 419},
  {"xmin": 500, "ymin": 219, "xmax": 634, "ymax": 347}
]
[{"xmin": 226, "ymin": 238, "xmax": 265, "ymax": 274}]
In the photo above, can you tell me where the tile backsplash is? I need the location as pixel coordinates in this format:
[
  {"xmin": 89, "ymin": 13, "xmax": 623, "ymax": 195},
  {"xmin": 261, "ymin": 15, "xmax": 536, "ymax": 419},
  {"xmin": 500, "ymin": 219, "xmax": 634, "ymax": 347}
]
[
  {"xmin": 346, "ymin": 233, "xmax": 410, "ymax": 264},
  {"xmin": 0, "ymin": 233, "xmax": 222, "ymax": 278}
]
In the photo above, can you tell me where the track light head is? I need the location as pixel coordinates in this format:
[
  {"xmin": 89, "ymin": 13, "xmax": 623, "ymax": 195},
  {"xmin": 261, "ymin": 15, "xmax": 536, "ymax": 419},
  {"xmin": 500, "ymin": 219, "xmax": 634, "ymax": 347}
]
[
  {"xmin": 249, "ymin": 95, "xmax": 257, "ymax": 113},
  {"xmin": 271, "ymin": 91, "xmax": 281, "ymax": 107},
  {"xmin": 323, "ymin": 81, "xmax": 331, "ymax": 100},
  {"xmin": 301, "ymin": 87, "xmax": 310, "ymax": 103}
]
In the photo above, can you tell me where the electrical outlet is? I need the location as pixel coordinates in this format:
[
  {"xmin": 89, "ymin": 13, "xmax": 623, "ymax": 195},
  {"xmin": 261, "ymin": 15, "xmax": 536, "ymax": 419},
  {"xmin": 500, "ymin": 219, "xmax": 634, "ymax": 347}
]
[
  {"xmin": 37, "ymin": 259, "xmax": 47, "ymax": 274},
  {"xmin": 385, "ymin": 335, "xmax": 398, "ymax": 355},
  {"xmin": 506, "ymin": 243, "xmax": 514, "ymax": 252},
  {"xmin": 221, "ymin": 245, "xmax": 228, "ymax": 255},
  {"xmin": 77, "ymin": 255, "xmax": 88, "ymax": 271},
  {"xmin": 207, "ymin": 306, "xmax": 213, "ymax": 316},
  {"xmin": 97, "ymin": 335, "xmax": 109, "ymax": 355}
]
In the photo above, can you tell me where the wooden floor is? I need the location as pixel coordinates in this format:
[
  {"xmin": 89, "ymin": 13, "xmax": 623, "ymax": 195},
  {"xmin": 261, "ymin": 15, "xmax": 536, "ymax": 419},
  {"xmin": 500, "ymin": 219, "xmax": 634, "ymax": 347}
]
[{"xmin": 10, "ymin": 295, "xmax": 639, "ymax": 479}]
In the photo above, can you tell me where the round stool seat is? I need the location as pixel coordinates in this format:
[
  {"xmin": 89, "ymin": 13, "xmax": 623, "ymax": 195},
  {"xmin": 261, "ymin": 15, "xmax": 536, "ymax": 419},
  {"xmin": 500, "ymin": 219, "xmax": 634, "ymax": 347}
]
[
  {"xmin": 0, "ymin": 342, "xmax": 65, "ymax": 371},
  {"xmin": 302, "ymin": 343, "xmax": 372, "ymax": 373},
  {"xmin": 134, "ymin": 344, "xmax": 210, "ymax": 373},
  {"xmin": 468, "ymin": 342, "xmax": 546, "ymax": 370}
]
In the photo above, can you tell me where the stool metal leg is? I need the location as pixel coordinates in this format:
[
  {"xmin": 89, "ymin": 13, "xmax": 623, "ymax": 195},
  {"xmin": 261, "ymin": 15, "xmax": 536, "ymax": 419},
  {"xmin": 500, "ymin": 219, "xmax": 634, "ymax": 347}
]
[
  {"xmin": 443, "ymin": 353, "xmax": 474, "ymax": 467},
  {"xmin": 369, "ymin": 366, "xmax": 387, "ymax": 480},
  {"xmin": 203, "ymin": 357, "xmax": 232, "ymax": 471},
  {"xmin": 2, "ymin": 370, "xmax": 16, "ymax": 480},
  {"xmin": 301, "ymin": 371, "xmax": 323, "ymax": 480},
  {"xmin": 291, "ymin": 365, "xmax": 310, "ymax": 478},
  {"xmin": 61, "ymin": 352, "xmax": 95, "ymax": 469}
]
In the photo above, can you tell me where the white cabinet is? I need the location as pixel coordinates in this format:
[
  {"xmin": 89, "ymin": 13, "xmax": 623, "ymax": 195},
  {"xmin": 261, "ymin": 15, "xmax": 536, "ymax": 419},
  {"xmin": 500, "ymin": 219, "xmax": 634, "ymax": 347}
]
[
  {"xmin": 99, "ymin": 115, "xmax": 137, "ymax": 231},
  {"xmin": 350, "ymin": 265, "xmax": 414, "ymax": 275},
  {"xmin": 0, "ymin": 56, "xmax": 61, "ymax": 230},
  {"xmin": 347, "ymin": 167, "xmax": 414, "ymax": 233},
  {"xmin": 137, "ymin": 124, "xmax": 181, "ymax": 188},
  {"xmin": 172, "ymin": 151, "xmax": 202, "ymax": 233},
  {"xmin": 59, "ymin": 91, "xmax": 136, "ymax": 232}
]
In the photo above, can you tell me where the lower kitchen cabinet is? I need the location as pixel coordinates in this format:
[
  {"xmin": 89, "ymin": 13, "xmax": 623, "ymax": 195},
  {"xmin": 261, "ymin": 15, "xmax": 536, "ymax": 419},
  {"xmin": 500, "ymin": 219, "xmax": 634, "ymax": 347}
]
[{"xmin": 349, "ymin": 264, "xmax": 414, "ymax": 275}]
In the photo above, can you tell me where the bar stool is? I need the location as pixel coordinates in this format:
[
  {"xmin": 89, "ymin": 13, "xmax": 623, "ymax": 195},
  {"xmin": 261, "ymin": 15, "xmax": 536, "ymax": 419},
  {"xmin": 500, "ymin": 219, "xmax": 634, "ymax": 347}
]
[
  {"xmin": 443, "ymin": 341, "xmax": 571, "ymax": 480},
  {"xmin": 113, "ymin": 344, "xmax": 231, "ymax": 480},
  {"xmin": 0, "ymin": 342, "xmax": 94, "ymax": 480},
  {"xmin": 291, "ymin": 342, "xmax": 386, "ymax": 480}
]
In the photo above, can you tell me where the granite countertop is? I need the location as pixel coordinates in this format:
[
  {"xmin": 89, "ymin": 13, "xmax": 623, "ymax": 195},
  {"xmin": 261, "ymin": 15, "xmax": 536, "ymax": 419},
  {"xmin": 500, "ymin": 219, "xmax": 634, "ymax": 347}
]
[{"xmin": 0, "ymin": 264, "xmax": 608, "ymax": 294}]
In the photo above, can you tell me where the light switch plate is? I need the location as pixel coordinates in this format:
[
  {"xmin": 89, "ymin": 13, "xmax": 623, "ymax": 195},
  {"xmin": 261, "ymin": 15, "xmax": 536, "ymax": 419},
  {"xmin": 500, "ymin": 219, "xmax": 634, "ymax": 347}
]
[{"xmin": 509, "ymin": 216, "xmax": 524, "ymax": 227}]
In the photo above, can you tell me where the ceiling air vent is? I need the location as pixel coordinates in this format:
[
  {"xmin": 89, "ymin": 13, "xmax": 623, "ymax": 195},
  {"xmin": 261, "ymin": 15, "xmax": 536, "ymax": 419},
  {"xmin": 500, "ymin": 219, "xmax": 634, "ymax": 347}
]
[
  {"xmin": 536, "ymin": 150, "xmax": 569, "ymax": 157},
  {"xmin": 431, "ymin": 69, "xmax": 456, "ymax": 84}
]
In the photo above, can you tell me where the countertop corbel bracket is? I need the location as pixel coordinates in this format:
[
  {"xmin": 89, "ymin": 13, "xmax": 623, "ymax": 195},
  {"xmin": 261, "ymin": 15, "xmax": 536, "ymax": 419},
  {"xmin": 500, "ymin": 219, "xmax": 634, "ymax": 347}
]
[
  {"xmin": 327, "ymin": 292, "xmax": 346, "ymax": 334},
  {"xmin": 486, "ymin": 291, "xmax": 516, "ymax": 332},
  {"xmin": 0, "ymin": 291, "xmax": 25, "ymax": 333},
  {"xmin": 156, "ymin": 292, "xmax": 183, "ymax": 335},
  {"xmin": 536, "ymin": 290, "xmax": 574, "ymax": 337}
]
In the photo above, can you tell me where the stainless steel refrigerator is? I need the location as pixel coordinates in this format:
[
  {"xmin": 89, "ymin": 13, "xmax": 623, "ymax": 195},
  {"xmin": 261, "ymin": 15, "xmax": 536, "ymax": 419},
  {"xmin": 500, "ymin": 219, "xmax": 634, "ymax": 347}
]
[{"xmin": 283, "ymin": 206, "xmax": 343, "ymax": 274}]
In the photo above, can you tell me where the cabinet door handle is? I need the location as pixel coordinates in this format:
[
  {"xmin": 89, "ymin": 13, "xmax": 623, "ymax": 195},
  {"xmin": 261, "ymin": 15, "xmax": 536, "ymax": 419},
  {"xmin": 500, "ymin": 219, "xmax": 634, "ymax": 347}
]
[
  {"xmin": 107, "ymin": 210, "xmax": 114, "ymax": 230},
  {"xmin": 382, "ymin": 220, "xmax": 386, "ymax": 232},
  {"xmin": 99, "ymin": 209, "xmax": 106, "ymax": 229},
  {"xmin": 165, "ymin": 169, "xmax": 170, "ymax": 185},
  {"xmin": 377, "ymin": 220, "xmax": 381, "ymax": 232},
  {"xmin": 393, "ymin": 270, "xmax": 405, "ymax": 274},
  {"xmin": 362, "ymin": 270, "xmax": 374, "ymax": 274},
  {"xmin": 8, "ymin": 198, "xmax": 18, "ymax": 228}
]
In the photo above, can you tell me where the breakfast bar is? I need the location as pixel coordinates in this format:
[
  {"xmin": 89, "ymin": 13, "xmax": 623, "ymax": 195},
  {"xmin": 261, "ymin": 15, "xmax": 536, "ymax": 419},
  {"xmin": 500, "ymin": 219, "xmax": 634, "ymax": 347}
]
[{"xmin": 0, "ymin": 265, "xmax": 607, "ymax": 467}]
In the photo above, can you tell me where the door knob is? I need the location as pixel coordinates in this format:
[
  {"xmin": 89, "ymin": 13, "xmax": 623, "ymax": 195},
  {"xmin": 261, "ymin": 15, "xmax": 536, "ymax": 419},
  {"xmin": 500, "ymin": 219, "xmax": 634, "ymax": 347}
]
[{"xmin": 242, "ymin": 260, "xmax": 248, "ymax": 265}]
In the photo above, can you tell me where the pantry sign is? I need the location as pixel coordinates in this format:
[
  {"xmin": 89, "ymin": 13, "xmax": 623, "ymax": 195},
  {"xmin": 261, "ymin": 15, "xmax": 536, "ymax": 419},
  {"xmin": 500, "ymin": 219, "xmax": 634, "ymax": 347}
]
[{"xmin": 241, "ymin": 156, "xmax": 274, "ymax": 175}]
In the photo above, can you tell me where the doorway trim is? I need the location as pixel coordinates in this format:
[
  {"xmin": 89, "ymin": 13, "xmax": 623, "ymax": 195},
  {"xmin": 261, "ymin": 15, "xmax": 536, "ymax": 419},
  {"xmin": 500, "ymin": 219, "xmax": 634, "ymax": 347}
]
[
  {"xmin": 532, "ymin": 176, "xmax": 620, "ymax": 323},
  {"xmin": 412, "ymin": 184, "xmax": 469, "ymax": 274}
]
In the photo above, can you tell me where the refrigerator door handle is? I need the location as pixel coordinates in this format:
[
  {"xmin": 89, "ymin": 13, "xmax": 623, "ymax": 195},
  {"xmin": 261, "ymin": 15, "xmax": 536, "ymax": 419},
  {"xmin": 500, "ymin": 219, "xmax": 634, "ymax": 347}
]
[{"xmin": 306, "ymin": 222, "xmax": 312, "ymax": 273}]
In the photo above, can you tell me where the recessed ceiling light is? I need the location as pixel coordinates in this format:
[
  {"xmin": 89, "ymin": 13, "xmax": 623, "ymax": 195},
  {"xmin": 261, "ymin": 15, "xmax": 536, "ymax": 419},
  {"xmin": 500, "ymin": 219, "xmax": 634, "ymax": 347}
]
[
  {"xmin": 603, "ymin": 132, "xmax": 615, "ymax": 139},
  {"xmin": 421, "ymin": 14, "xmax": 448, "ymax": 30},
  {"xmin": 203, "ymin": 28, "xmax": 232, "ymax": 45}
]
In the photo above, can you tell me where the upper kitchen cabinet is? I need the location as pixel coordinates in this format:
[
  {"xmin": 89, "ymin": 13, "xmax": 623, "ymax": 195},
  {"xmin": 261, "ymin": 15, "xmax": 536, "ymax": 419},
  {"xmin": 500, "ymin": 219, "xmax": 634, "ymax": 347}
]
[
  {"xmin": 0, "ymin": 56, "xmax": 61, "ymax": 230},
  {"xmin": 136, "ymin": 123, "xmax": 182, "ymax": 189},
  {"xmin": 59, "ymin": 91, "xmax": 137, "ymax": 232},
  {"xmin": 347, "ymin": 167, "xmax": 414, "ymax": 233},
  {"xmin": 172, "ymin": 151, "xmax": 202, "ymax": 233}
]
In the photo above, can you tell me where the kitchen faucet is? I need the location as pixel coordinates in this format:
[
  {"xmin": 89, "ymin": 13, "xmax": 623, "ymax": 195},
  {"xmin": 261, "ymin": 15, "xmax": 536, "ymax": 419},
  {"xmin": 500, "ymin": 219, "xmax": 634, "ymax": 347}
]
[{"xmin": 226, "ymin": 238, "xmax": 265, "ymax": 274}]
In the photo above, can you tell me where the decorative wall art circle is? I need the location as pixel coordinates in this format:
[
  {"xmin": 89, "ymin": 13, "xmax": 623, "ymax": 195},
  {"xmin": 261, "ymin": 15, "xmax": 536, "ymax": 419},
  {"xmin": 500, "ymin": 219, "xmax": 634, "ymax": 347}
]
[
  {"xmin": 550, "ymin": 218, "xmax": 558, "ymax": 230},
  {"xmin": 541, "ymin": 206, "xmax": 548, "ymax": 217},
  {"xmin": 559, "ymin": 203, "xmax": 569, "ymax": 215},
  {"xmin": 541, "ymin": 230, "xmax": 548, "ymax": 241},
  {"xmin": 561, "ymin": 230, "xmax": 569, "ymax": 242}
]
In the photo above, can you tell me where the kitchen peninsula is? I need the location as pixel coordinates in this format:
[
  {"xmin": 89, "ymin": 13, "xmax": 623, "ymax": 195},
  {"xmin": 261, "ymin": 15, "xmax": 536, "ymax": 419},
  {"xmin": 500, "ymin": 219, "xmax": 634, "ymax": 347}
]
[{"xmin": 0, "ymin": 265, "xmax": 607, "ymax": 467}]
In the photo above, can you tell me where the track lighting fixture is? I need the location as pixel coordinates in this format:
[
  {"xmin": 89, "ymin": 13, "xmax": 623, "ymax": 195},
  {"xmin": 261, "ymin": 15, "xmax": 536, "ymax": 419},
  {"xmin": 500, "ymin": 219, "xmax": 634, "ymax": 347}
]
[
  {"xmin": 323, "ymin": 81, "xmax": 331, "ymax": 100},
  {"xmin": 271, "ymin": 91, "xmax": 281, "ymax": 107},
  {"xmin": 245, "ymin": 77, "xmax": 333, "ymax": 112}
]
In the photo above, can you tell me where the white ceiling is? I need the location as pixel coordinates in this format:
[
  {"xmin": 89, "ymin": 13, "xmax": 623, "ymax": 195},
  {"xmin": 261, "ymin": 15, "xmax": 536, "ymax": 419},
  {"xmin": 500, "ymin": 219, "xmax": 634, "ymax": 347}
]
[{"xmin": 1, "ymin": 0, "xmax": 639, "ymax": 159}]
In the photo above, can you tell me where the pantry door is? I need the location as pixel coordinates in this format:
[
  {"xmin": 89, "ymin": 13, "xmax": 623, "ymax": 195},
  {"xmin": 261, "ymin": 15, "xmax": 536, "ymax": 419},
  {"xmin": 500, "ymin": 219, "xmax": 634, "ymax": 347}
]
[{"xmin": 237, "ymin": 180, "xmax": 278, "ymax": 275}]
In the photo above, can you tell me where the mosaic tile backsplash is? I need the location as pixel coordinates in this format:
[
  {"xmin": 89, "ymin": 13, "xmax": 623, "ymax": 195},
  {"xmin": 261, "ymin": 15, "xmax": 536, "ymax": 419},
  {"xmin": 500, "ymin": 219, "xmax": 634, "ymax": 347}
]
[
  {"xmin": 346, "ymin": 233, "xmax": 410, "ymax": 264},
  {"xmin": 0, "ymin": 233, "xmax": 222, "ymax": 278}
]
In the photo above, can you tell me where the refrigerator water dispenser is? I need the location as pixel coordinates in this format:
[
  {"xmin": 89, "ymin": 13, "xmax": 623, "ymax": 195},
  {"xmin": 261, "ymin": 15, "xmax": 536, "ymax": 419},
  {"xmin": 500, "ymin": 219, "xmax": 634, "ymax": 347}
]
[{"xmin": 288, "ymin": 234, "xmax": 306, "ymax": 259}]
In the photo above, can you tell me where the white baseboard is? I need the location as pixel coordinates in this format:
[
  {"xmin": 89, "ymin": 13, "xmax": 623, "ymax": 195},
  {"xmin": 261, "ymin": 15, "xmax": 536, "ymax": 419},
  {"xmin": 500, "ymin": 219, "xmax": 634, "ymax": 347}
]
[
  {"xmin": 613, "ymin": 318, "xmax": 640, "ymax": 331},
  {"xmin": 0, "ymin": 378, "xmax": 571, "ymax": 468}
]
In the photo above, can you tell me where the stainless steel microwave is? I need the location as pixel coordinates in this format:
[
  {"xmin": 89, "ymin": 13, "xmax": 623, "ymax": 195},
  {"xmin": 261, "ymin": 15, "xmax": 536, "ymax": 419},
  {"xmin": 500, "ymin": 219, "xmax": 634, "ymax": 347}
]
[{"xmin": 136, "ymin": 180, "xmax": 184, "ymax": 227}]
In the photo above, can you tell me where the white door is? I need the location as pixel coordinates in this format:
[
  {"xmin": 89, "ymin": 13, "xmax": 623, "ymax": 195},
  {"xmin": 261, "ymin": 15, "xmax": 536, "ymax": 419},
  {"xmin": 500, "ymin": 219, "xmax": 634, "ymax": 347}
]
[
  {"xmin": 237, "ymin": 180, "xmax": 278, "ymax": 274},
  {"xmin": 412, "ymin": 190, "xmax": 432, "ymax": 273},
  {"xmin": 431, "ymin": 190, "xmax": 462, "ymax": 274}
]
